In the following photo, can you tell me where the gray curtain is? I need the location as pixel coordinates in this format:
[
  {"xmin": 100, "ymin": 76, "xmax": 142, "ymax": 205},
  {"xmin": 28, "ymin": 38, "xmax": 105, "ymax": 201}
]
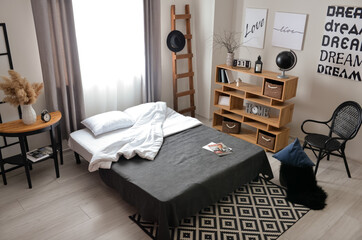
[
  {"xmin": 31, "ymin": 0, "xmax": 85, "ymax": 136},
  {"xmin": 143, "ymin": 0, "xmax": 161, "ymax": 102}
]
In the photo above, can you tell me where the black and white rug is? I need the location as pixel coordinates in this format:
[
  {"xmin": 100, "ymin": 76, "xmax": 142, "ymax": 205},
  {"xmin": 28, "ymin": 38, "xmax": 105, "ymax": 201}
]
[{"xmin": 130, "ymin": 177, "xmax": 309, "ymax": 240}]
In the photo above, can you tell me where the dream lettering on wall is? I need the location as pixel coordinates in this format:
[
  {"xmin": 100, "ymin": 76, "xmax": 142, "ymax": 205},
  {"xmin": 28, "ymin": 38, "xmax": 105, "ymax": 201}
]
[
  {"xmin": 317, "ymin": 6, "xmax": 362, "ymax": 82},
  {"xmin": 272, "ymin": 12, "xmax": 307, "ymax": 50},
  {"xmin": 243, "ymin": 8, "xmax": 268, "ymax": 49}
]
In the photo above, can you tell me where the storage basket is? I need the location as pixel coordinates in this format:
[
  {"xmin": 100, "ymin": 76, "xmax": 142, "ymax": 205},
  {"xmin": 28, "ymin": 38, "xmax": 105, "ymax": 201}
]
[
  {"xmin": 222, "ymin": 120, "xmax": 240, "ymax": 134},
  {"xmin": 257, "ymin": 131, "xmax": 275, "ymax": 149},
  {"xmin": 263, "ymin": 80, "xmax": 283, "ymax": 99}
]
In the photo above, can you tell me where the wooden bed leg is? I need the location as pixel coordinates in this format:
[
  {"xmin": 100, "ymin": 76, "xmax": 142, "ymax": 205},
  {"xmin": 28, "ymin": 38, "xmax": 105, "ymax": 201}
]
[{"xmin": 74, "ymin": 152, "xmax": 81, "ymax": 164}]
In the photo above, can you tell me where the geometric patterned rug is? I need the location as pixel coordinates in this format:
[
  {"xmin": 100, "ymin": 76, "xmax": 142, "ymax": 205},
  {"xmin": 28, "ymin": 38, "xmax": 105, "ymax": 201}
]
[{"xmin": 129, "ymin": 177, "xmax": 310, "ymax": 240}]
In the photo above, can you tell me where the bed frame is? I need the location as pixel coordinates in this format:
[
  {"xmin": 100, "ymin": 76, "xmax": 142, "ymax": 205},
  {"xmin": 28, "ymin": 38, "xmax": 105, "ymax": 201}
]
[{"xmin": 71, "ymin": 125, "xmax": 273, "ymax": 240}]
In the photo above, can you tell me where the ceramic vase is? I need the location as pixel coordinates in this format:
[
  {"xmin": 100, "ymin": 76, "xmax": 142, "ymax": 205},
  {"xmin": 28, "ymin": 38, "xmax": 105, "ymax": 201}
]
[
  {"xmin": 226, "ymin": 52, "xmax": 234, "ymax": 66},
  {"xmin": 22, "ymin": 104, "xmax": 37, "ymax": 125}
]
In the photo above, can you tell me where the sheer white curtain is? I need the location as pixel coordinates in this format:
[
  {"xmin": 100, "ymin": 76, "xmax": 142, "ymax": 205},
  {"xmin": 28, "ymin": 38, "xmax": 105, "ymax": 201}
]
[{"xmin": 72, "ymin": 0, "xmax": 145, "ymax": 117}]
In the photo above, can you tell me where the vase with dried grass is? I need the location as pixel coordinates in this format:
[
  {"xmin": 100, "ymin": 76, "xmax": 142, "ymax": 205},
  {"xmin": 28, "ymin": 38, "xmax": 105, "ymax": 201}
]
[
  {"xmin": 0, "ymin": 70, "xmax": 43, "ymax": 125},
  {"xmin": 214, "ymin": 31, "xmax": 242, "ymax": 66}
]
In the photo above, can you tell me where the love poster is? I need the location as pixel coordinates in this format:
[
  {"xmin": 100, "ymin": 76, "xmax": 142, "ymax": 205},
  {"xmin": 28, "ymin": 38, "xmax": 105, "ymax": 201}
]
[
  {"xmin": 317, "ymin": 6, "xmax": 362, "ymax": 82},
  {"xmin": 243, "ymin": 8, "xmax": 267, "ymax": 49}
]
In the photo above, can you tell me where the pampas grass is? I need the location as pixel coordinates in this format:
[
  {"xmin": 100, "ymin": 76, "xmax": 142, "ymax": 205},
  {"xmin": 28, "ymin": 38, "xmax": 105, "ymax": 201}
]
[{"xmin": 0, "ymin": 70, "xmax": 43, "ymax": 106}]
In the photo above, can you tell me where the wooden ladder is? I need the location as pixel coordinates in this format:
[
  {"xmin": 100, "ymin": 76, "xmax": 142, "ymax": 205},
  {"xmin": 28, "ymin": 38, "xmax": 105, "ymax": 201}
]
[{"xmin": 171, "ymin": 4, "xmax": 195, "ymax": 117}]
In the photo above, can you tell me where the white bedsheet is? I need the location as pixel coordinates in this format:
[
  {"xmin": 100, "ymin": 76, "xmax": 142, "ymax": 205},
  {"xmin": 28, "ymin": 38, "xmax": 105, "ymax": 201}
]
[{"xmin": 68, "ymin": 102, "xmax": 201, "ymax": 172}]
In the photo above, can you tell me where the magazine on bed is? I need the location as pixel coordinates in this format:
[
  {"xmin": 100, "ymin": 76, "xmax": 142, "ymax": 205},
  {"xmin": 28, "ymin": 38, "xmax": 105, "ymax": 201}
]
[
  {"xmin": 27, "ymin": 146, "xmax": 53, "ymax": 162},
  {"xmin": 205, "ymin": 142, "xmax": 232, "ymax": 156}
]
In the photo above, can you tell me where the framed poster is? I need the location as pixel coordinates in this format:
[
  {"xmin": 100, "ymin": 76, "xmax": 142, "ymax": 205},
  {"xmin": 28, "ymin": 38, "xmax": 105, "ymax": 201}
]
[
  {"xmin": 317, "ymin": 6, "xmax": 361, "ymax": 82},
  {"xmin": 272, "ymin": 12, "xmax": 307, "ymax": 50},
  {"xmin": 243, "ymin": 8, "xmax": 267, "ymax": 49}
]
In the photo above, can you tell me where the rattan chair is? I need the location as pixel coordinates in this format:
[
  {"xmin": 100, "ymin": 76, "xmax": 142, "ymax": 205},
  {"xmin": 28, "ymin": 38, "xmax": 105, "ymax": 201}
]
[{"xmin": 301, "ymin": 101, "xmax": 362, "ymax": 178}]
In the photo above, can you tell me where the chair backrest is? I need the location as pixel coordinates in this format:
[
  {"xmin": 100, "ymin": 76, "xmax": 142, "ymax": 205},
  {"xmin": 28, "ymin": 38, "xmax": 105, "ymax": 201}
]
[
  {"xmin": 330, "ymin": 101, "xmax": 362, "ymax": 140},
  {"xmin": 0, "ymin": 101, "xmax": 22, "ymax": 149}
]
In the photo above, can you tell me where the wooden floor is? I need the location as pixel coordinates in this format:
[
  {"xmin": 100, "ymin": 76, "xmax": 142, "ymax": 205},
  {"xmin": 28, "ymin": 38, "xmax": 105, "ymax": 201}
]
[{"xmin": 1, "ymin": 117, "xmax": 362, "ymax": 239}]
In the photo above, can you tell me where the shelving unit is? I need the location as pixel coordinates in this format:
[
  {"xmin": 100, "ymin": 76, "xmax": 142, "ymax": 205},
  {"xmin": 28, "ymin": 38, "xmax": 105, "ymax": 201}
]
[{"xmin": 212, "ymin": 64, "xmax": 298, "ymax": 152}]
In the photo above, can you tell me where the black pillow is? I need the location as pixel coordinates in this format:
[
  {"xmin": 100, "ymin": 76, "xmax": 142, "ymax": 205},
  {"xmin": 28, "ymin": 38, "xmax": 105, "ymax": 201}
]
[{"xmin": 280, "ymin": 163, "xmax": 327, "ymax": 210}]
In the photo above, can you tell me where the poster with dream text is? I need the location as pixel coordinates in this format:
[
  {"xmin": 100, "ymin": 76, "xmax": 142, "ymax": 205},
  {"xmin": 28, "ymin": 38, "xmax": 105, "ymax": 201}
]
[
  {"xmin": 243, "ymin": 8, "xmax": 267, "ymax": 49},
  {"xmin": 317, "ymin": 5, "xmax": 361, "ymax": 82}
]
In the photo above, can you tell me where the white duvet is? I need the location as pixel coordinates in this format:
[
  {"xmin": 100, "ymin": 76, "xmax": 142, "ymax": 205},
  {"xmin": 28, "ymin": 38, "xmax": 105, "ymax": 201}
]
[{"xmin": 88, "ymin": 102, "xmax": 201, "ymax": 172}]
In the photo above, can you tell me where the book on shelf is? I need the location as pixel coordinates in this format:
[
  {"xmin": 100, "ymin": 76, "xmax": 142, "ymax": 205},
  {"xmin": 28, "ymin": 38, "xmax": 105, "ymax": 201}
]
[
  {"xmin": 225, "ymin": 70, "xmax": 234, "ymax": 83},
  {"xmin": 27, "ymin": 146, "xmax": 53, "ymax": 162},
  {"xmin": 204, "ymin": 142, "xmax": 232, "ymax": 156},
  {"xmin": 220, "ymin": 69, "xmax": 226, "ymax": 83}
]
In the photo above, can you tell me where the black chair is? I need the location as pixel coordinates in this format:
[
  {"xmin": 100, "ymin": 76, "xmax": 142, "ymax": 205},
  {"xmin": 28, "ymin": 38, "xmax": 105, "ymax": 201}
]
[
  {"xmin": 0, "ymin": 101, "xmax": 31, "ymax": 185},
  {"xmin": 301, "ymin": 101, "xmax": 362, "ymax": 178}
]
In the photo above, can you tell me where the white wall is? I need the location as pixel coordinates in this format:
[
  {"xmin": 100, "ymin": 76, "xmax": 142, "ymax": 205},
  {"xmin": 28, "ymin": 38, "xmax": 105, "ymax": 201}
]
[
  {"xmin": 0, "ymin": 0, "xmax": 48, "ymax": 157},
  {"xmin": 229, "ymin": 0, "xmax": 362, "ymax": 162}
]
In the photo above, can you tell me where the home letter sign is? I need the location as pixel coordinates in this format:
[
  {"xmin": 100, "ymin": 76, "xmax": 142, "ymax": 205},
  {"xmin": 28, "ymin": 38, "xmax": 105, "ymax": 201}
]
[{"xmin": 246, "ymin": 103, "xmax": 270, "ymax": 118}]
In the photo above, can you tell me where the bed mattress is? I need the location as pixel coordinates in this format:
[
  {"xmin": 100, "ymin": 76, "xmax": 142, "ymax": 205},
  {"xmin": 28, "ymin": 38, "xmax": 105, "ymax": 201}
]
[
  {"xmin": 97, "ymin": 125, "xmax": 273, "ymax": 240},
  {"xmin": 68, "ymin": 126, "xmax": 128, "ymax": 162}
]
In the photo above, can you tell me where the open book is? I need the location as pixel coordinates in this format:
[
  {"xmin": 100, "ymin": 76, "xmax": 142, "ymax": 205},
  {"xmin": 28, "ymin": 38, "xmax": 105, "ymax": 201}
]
[{"xmin": 204, "ymin": 142, "xmax": 232, "ymax": 156}]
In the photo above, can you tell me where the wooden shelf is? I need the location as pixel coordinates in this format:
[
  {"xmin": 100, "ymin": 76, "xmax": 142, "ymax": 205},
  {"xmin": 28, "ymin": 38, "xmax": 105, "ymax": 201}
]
[{"xmin": 213, "ymin": 65, "xmax": 298, "ymax": 152}]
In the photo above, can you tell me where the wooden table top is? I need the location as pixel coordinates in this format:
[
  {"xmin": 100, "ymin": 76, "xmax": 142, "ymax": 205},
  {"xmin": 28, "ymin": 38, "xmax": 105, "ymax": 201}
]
[{"xmin": 0, "ymin": 111, "xmax": 62, "ymax": 134}]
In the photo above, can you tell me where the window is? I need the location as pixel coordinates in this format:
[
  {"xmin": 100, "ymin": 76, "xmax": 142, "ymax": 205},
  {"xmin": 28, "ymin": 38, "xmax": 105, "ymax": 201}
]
[{"xmin": 72, "ymin": 0, "xmax": 145, "ymax": 117}]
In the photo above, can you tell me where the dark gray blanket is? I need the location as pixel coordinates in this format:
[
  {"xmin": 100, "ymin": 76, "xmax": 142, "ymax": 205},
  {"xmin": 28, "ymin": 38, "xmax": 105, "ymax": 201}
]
[{"xmin": 99, "ymin": 125, "xmax": 273, "ymax": 240}]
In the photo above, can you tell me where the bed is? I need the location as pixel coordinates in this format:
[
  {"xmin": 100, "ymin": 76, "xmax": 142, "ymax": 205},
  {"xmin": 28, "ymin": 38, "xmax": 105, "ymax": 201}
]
[{"xmin": 68, "ymin": 103, "xmax": 273, "ymax": 240}]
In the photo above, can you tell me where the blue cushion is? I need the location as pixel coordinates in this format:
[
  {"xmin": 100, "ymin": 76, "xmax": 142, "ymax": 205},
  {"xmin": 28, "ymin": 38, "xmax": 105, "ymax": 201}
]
[{"xmin": 273, "ymin": 138, "xmax": 315, "ymax": 167}]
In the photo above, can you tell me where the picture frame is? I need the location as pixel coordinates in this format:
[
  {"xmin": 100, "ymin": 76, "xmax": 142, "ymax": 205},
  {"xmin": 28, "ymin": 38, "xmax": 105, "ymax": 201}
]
[
  {"xmin": 218, "ymin": 95, "xmax": 230, "ymax": 106},
  {"xmin": 242, "ymin": 8, "xmax": 268, "ymax": 49},
  {"xmin": 272, "ymin": 12, "xmax": 307, "ymax": 50}
]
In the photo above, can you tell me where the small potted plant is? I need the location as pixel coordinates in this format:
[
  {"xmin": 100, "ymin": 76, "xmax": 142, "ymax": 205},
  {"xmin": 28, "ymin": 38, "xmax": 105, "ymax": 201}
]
[
  {"xmin": 214, "ymin": 31, "xmax": 242, "ymax": 66},
  {"xmin": 0, "ymin": 70, "xmax": 43, "ymax": 125}
]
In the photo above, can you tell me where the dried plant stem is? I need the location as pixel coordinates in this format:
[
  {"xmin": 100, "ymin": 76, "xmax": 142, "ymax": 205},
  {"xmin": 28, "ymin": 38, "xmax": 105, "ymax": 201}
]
[
  {"xmin": 214, "ymin": 31, "xmax": 242, "ymax": 53},
  {"xmin": 0, "ymin": 70, "xmax": 43, "ymax": 106}
]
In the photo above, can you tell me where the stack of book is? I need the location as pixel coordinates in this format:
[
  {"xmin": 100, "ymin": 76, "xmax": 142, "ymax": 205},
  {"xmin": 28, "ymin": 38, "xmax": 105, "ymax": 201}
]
[
  {"xmin": 218, "ymin": 69, "xmax": 234, "ymax": 83},
  {"xmin": 27, "ymin": 146, "xmax": 53, "ymax": 162}
]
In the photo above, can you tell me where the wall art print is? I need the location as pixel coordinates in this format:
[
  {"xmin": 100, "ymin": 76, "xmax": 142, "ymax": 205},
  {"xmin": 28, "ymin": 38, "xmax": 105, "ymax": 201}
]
[
  {"xmin": 272, "ymin": 12, "xmax": 307, "ymax": 50},
  {"xmin": 317, "ymin": 5, "xmax": 361, "ymax": 82},
  {"xmin": 243, "ymin": 8, "xmax": 267, "ymax": 49}
]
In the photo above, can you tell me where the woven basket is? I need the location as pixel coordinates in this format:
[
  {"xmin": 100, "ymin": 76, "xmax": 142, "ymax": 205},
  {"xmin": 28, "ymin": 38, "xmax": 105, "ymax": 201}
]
[
  {"xmin": 257, "ymin": 131, "xmax": 275, "ymax": 149},
  {"xmin": 222, "ymin": 121, "xmax": 240, "ymax": 134},
  {"xmin": 264, "ymin": 80, "xmax": 283, "ymax": 99}
]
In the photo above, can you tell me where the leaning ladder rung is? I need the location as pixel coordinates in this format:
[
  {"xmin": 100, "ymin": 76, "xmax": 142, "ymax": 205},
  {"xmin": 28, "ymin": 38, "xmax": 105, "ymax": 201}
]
[
  {"xmin": 176, "ymin": 72, "xmax": 194, "ymax": 79},
  {"xmin": 176, "ymin": 53, "xmax": 193, "ymax": 59},
  {"xmin": 176, "ymin": 89, "xmax": 195, "ymax": 97},
  {"xmin": 174, "ymin": 14, "xmax": 191, "ymax": 19},
  {"xmin": 179, "ymin": 106, "xmax": 196, "ymax": 114},
  {"xmin": 184, "ymin": 34, "xmax": 192, "ymax": 39}
]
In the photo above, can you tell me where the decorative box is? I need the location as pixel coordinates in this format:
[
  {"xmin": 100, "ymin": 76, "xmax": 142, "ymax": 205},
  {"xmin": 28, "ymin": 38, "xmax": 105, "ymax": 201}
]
[
  {"xmin": 257, "ymin": 131, "xmax": 275, "ymax": 149},
  {"xmin": 263, "ymin": 80, "xmax": 283, "ymax": 99},
  {"xmin": 222, "ymin": 120, "xmax": 240, "ymax": 134}
]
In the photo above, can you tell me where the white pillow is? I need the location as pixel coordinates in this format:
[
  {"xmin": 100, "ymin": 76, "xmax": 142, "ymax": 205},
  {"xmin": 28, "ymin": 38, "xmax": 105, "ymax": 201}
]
[
  {"xmin": 124, "ymin": 102, "xmax": 156, "ymax": 121},
  {"xmin": 81, "ymin": 111, "xmax": 134, "ymax": 136}
]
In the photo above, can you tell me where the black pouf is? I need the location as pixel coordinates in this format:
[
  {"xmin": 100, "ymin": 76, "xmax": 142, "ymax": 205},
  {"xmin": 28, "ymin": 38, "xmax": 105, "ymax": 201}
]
[{"xmin": 280, "ymin": 163, "xmax": 327, "ymax": 210}]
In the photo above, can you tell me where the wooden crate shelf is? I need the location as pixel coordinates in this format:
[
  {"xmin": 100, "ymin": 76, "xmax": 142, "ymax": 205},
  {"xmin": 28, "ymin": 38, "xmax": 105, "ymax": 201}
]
[{"xmin": 212, "ymin": 65, "xmax": 298, "ymax": 152}]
